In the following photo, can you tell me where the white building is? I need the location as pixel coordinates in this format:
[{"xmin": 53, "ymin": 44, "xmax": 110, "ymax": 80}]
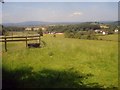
[
  {"xmin": 56, "ymin": 33, "xmax": 64, "ymax": 34},
  {"xmin": 114, "ymin": 29, "xmax": 118, "ymax": 33},
  {"xmin": 102, "ymin": 31, "xmax": 106, "ymax": 35},
  {"xmin": 95, "ymin": 29, "xmax": 100, "ymax": 33},
  {"xmin": 100, "ymin": 30, "xmax": 107, "ymax": 35},
  {"xmin": 33, "ymin": 27, "xmax": 39, "ymax": 31},
  {"xmin": 41, "ymin": 27, "xmax": 46, "ymax": 31},
  {"xmin": 25, "ymin": 27, "xmax": 32, "ymax": 31}
]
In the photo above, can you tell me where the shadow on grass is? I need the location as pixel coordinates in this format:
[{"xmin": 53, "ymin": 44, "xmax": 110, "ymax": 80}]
[{"xmin": 2, "ymin": 66, "xmax": 117, "ymax": 89}]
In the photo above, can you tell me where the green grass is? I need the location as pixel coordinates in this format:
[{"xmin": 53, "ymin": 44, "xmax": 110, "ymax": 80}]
[
  {"xmin": 98, "ymin": 34, "xmax": 118, "ymax": 42},
  {"xmin": 2, "ymin": 34, "xmax": 118, "ymax": 88},
  {"xmin": 8, "ymin": 31, "xmax": 37, "ymax": 36}
]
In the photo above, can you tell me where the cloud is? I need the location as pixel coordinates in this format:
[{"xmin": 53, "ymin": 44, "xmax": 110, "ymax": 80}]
[
  {"xmin": 73, "ymin": 12, "xmax": 82, "ymax": 15},
  {"xmin": 70, "ymin": 12, "xmax": 83, "ymax": 17}
]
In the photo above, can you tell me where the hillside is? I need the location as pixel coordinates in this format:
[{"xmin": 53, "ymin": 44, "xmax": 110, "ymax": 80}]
[{"xmin": 2, "ymin": 34, "xmax": 118, "ymax": 88}]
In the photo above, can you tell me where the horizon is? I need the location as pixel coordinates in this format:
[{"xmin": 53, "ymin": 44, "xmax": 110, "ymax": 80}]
[
  {"xmin": 2, "ymin": 2, "xmax": 118, "ymax": 23},
  {"xmin": 2, "ymin": 20, "xmax": 118, "ymax": 24}
]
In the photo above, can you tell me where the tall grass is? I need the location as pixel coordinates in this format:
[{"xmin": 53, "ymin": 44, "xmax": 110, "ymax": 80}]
[
  {"xmin": 2, "ymin": 34, "xmax": 118, "ymax": 88},
  {"xmin": 98, "ymin": 34, "xmax": 118, "ymax": 41}
]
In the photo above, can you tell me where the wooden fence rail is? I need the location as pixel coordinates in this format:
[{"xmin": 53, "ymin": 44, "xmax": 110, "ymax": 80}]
[{"xmin": 0, "ymin": 35, "xmax": 41, "ymax": 52}]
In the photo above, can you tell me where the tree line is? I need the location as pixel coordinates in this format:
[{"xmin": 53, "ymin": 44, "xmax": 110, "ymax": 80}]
[
  {"xmin": 47, "ymin": 22, "xmax": 118, "ymax": 40},
  {"xmin": 47, "ymin": 23, "xmax": 100, "ymax": 33},
  {"xmin": 0, "ymin": 22, "xmax": 119, "ymax": 38}
]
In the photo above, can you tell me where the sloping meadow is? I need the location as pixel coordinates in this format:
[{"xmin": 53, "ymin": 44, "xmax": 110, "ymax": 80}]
[{"xmin": 2, "ymin": 34, "xmax": 118, "ymax": 89}]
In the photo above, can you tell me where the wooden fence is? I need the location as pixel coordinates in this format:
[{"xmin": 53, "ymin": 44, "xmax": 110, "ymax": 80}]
[{"xmin": 0, "ymin": 35, "xmax": 41, "ymax": 52}]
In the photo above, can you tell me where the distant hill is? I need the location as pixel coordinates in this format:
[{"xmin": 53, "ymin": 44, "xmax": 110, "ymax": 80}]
[
  {"xmin": 111, "ymin": 21, "xmax": 120, "ymax": 25},
  {"xmin": 3, "ymin": 21, "xmax": 119, "ymax": 27},
  {"xmin": 3, "ymin": 21, "xmax": 50, "ymax": 27},
  {"xmin": 3, "ymin": 21, "xmax": 83, "ymax": 27},
  {"xmin": 99, "ymin": 21, "xmax": 119, "ymax": 25}
]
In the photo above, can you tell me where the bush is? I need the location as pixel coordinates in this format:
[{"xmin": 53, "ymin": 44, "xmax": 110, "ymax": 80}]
[
  {"xmin": 80, "ymin": 35, "xmax": 88, "ymax": 39},
  {"xmin": 64, "ymin": 30, "xmax": 98, "ymax": 40},
  {"xmin": 38, "ymin": 29, "xmax": 43, "ymax": 36},
  {"xmin": 86, "ymin": 35, "xmax": 98, "ymax": 40},
  {"xmin": 108, "ymin": 30, "xmax": 114, "ymax": 34},
  {"xmin": 74, "ymin": 32, "xmax": 81, "ymax": 39},
  {"xmin": 74, "ymin": 31, "xmax": 86, "ymax": 39},
  {"xmin": 64, "ymin": 31, "xmax": 75, "ymax": 38}
]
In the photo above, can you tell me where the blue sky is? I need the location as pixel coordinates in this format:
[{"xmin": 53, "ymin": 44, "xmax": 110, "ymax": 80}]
[
  {"xmin": 2, "ymin": 0, "xmax": 120, "ymax": 2},
  {"xmin": 2, "ymin": 2, "xmax": 118, "ymax": 23}
]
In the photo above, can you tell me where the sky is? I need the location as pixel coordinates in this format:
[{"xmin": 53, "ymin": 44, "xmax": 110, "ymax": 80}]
[
  {"xmin": 1, "ymin": 2, "xmax": 119, "ymax": 23},
  {"xmin": 1, "ymin": 0, "xmax": 120, "ymax": 2}
]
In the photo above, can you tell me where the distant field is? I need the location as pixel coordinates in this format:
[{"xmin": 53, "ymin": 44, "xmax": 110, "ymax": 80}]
[
  {"xmin": 8, "ymin": 31, "xmax": 37, "ymax": 36},
  {"xmin": 98, "ymin": 34, "xmax": 118, "ymax": 42},
  {"xmin": 2, "ymin": 34, "xmax": 118, "ymax": 88}
]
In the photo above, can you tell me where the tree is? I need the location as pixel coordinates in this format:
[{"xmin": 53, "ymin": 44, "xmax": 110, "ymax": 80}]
[
  {"xmin": 2, "ymin": 25, "xmax": 6, "ymax": 35},
  {"xmin": 38, "ymin": 28, "xmax": 43, "ymax": 36}
]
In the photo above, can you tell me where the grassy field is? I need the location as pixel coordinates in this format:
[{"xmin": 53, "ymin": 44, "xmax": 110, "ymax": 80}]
[
  {"xmin": 2, "ymin": 34, "xmax": 118, "ymax": 88},
  {"xmin": 98, "ymin": 34, "xmax": 118, "ymax": 42}
]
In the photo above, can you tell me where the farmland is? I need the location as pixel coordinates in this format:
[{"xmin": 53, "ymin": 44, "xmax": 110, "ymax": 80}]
[{"xmin": 2, "ymin": 34, "xmax": 118, "ymax": 89}]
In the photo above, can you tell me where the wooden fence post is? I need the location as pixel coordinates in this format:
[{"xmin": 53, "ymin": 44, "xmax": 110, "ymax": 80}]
[
  {"xmin": 39, "ymin": 35, "xmax": 40, "ymax": 44},
  {"xmin": 0, "ymin": 35, "xmax": 41, "ymax": 51},
  {"xmin": 5, "ymin": 36, "xmax": 7, "ymax": 52},
  {"xmin": 26, "ymin": 36, "xmax": 27, "ymax": 48}
]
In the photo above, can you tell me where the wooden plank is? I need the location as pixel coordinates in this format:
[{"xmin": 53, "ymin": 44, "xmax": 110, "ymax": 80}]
[
  {"xmin": 27, "ymin": 35, "xmax": 40, "ymax": 38},
  {"xmin": 0, "ymin": 35, "xmax": 40, "ymax": 39},
  {"xmin": 0, "ymin": 38, "xmax": 39, "ymax": 42},
  {"xmin": 0, "ymin": 35, "xmax": 41, "ymax": 52},
  {"xmin": 0, "ymin": 36, "xmax": 26, "ymax": 39}
]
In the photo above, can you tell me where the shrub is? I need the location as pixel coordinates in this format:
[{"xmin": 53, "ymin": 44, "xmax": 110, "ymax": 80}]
[
  {"xmin": 86, "ymin": 35, "xmax": 98, "ymax": 40},
  {"xmin": 38, "ymin": 29, "xmax": 43, "ymax": 36},
  {"xmin": 108, "ymin": 30, "xmax": 114, "ymax": 34},
  {"xmin": 74, "ymin": 32, "xmax": 81, "ymax": 39},
  {"xmin": 81, "ymin": 35, "xmax": 88, "ymax": 39},
  {"xmin": 64, "ymin": 30, "xmax": 98, "ymax": 40},
  {"xmin": 64, "ymin": 31, "xmax": 75, "ymax": 38}
]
